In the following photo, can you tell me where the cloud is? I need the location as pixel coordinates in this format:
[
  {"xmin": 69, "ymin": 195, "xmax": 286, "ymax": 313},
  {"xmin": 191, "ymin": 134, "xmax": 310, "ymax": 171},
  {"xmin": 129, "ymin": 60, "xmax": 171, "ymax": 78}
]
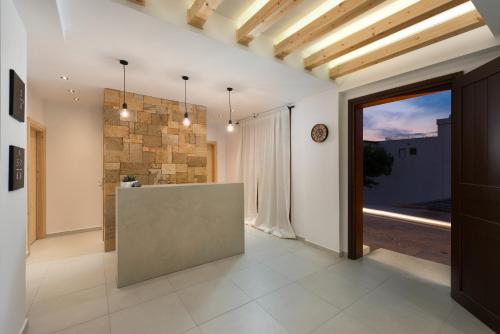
[{"xmin": 363, "ymin": 92, "xmax": 450, "ymax": 141}]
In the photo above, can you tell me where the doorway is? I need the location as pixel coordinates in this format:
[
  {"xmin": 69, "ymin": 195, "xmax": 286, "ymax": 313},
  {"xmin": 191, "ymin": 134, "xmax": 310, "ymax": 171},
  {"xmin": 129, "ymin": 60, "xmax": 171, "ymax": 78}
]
[
  {"xmin": 207, "ymin": 141, "xmax": 217, "ymax": 183},
  {"xmin": 27, "ymin": 117, "xmax": 46, "ymax": 252},
  {"xmin": 348, "ymin": 74, "xmax": 458, "ymax": 260},
  {"xmin": 362, "ymin": 89, "xmax": 452, "ymax": 265},
  {"xmin": 348, "ymin": 60, "xmax": 500, "ymax": 332}
]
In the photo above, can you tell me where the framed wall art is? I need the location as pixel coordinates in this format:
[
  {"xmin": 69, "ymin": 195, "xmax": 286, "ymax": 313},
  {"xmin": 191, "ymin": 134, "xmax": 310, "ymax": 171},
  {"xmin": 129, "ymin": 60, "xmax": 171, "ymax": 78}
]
[
  {"xmin": 9, "ymin": 145, "xmax": 25, "ymax": 191},
  {"xmin": 9, "ymin": 69, "xmax": 26, "ymax": 122}
]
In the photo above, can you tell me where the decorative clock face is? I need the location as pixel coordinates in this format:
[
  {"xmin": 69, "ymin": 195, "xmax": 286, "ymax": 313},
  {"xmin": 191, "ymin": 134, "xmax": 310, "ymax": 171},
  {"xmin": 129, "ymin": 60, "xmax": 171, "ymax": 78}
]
[{"xmin": 311, "ymin": 124, "xmax": 329, "ymax": 143}]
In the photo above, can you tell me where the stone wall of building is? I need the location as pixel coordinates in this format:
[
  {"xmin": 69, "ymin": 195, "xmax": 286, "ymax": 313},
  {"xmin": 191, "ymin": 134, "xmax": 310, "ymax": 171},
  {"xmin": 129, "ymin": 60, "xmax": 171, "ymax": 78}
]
[{"xmin": 103, "ymin": 88, "xmax": 208, "ymax": 251}]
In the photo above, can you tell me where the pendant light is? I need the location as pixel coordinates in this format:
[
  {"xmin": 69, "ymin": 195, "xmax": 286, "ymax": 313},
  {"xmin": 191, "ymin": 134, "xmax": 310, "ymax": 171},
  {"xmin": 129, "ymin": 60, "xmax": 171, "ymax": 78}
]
[
  {"xmin": 182, "ymin": 75, "xmax": 191, "ymax": 127},
  {"xmin": 226, "ymin": 87, "xmax": 234, "ymax": 132},
  {"xmin": 119, "ymin": 59, "xmax": 129, "ymax": 118}
]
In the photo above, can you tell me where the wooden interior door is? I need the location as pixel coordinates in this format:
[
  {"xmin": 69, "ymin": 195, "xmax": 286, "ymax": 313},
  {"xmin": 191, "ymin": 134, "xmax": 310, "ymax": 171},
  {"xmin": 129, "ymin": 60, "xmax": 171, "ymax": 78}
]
[
  {"xmin": 28, "ymin": 128, "xmax": 38, "ymax": 245},
  {"xmin": 207, "ymin": 142, "xmax": 217, "ymax": 183},
  {"xmin": 452, "ymin": 56, "xmax": 500, "ymax": 332}
]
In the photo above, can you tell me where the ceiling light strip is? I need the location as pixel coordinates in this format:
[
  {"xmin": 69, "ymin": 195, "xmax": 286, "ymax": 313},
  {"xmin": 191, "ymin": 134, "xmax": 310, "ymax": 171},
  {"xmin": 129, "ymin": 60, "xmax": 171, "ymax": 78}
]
[
  {"xmin": 274, "ymin": 0, "xmax": 344, "ymax": 43},
  {"xmin": 304, "ymin": 0, "xmax": 420, "ymax": 57},
  {"xmin": 275, "ymin": 0, "xmax": 385, "ymax": 59},
  {"xmin": 236, "ymin": 0, "xmax": 303, "ymax": 46},
  {"xmin": 329, "ymin": 2, "xmax": 477, "ymax": 68},
  {"xmin": 305, "ymin": 0, "xmax": 469, "ymax": 70},
  {"xmin": 329, "ymin": 9, "xmax": 484, "ymax": 78},
  {"xmin": 236, "ymin": 0, "xmax": 270, "ymax": 28}
]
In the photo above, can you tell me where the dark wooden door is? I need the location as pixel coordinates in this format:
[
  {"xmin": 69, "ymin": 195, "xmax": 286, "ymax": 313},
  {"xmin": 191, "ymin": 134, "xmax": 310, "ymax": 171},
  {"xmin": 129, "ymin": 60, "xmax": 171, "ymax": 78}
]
[{"xmin": 452, "ymin": 56, "xmax": 500, "ymax": 332}]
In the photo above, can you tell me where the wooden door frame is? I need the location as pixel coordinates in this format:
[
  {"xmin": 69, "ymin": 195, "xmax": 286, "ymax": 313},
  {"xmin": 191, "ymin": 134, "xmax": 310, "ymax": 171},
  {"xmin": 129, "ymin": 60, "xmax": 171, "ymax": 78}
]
[
  {"xmin": 207, "ymin": 141, "xmax": 218, "ymax": 183},
  {"xmin": 347, "ymin": 73, "xmax": 461, "ymax": 259},
  {"xmin": 27, "ymin": 117, "xmax": 47, "ymax": 247}
]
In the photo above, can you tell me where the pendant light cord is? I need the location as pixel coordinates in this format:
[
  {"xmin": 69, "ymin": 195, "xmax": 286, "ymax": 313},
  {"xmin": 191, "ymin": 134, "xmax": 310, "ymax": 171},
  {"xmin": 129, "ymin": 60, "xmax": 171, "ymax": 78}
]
[
  {"xmin": 184, "ymin": 79, "xmax": 187, "ymax": 115},
  {"xmin": 228, "ymin": 89, "xmax": 232, "ymax": 122},
  {"xmin": 122, "ymin": 63, "xmax": 126, "ymax": 106}
]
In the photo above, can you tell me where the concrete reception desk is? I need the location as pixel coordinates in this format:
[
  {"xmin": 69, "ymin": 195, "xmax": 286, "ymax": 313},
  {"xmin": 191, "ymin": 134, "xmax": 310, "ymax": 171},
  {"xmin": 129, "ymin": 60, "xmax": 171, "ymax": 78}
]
[{"xmin": 116, "ymin": 183, "xmax": 244, "ymax": 287}]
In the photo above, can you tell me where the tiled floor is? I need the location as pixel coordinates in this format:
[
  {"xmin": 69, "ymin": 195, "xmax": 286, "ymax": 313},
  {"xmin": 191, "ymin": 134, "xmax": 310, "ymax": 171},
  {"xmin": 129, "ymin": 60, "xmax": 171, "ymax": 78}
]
[{"xmin": 26, "ymin": 228, "xmax": 493, "ymax": 334}]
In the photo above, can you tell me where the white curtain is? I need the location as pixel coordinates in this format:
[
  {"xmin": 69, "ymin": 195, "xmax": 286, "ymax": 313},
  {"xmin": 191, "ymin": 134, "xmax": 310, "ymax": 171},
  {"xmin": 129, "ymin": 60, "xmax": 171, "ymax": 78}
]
[{"xmin": 237, "ymin": 109, "xmax": 295, "ymax": 239}]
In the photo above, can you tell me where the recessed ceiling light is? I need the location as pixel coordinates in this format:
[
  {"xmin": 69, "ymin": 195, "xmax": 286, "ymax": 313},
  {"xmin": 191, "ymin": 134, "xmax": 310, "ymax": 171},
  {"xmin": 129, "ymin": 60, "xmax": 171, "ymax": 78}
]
[
  {"xmin": 67, "ymin": 89, "xmax": 75, "ymax": 93},
  {"xmin": 73, "ymin": 97, "xmax": 80, "ymax": 102},
  {"xmin": 60, "ymin": 75, "xmax": 69, "ymax": 80}
]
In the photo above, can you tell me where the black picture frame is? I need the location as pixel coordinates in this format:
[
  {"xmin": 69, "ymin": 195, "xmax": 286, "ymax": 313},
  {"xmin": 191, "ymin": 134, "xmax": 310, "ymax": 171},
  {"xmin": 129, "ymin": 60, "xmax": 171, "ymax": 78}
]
[
  {"xmin": 9, "ymin": 69, "xmax": 25, "ymax": 122},
  {"xmin": 9, "ymin": 146, "xmax": 25, "ymax": 191}
]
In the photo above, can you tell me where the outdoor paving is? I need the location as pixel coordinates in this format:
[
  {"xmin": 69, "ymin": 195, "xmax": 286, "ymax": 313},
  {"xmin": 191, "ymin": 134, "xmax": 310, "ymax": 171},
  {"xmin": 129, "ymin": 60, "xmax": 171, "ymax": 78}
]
[{"xmin": 363, "ymin": 214, "xmax": 451, "ymax": 265}]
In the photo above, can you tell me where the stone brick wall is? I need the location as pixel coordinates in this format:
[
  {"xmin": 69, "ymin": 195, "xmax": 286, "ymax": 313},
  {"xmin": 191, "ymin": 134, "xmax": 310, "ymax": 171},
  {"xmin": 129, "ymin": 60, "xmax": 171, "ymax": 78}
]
[{"xmin": 103, "ymin": 89, "xmax": 208, "ymax": 251}]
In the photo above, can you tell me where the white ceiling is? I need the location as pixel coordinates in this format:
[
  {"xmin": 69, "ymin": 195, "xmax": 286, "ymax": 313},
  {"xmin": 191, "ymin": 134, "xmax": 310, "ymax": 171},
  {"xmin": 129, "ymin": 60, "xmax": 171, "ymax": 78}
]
[
  {"xmin": 471, "ymin": 0, "xmax": 500, "ymax": 36},
  {"xmin": 216, "ymin": 0, "xmax": 328, "ymax": 40},
  {"xmin": 216, "ymin": 0, "xmax": 256, "ymax": 21},
  {"xmin": 14, "ymin": 0, "xmax": 333, "ymax": 122}
]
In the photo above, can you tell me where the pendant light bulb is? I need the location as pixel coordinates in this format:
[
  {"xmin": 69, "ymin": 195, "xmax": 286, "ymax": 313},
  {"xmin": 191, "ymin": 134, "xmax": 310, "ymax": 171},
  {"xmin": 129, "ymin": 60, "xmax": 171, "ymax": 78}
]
[
  {"xmin": 119, "ymin": 59, "xmax": 129, "ymax": 119},
  {"xmin": 226, "ymin": 87, "xmax": 234, "ymax": 133},
  {"xmin": 120, "ymin": 103, "xmax": 129, "ymax": 118},
  {"xmin": 183, "ymin": 113, "xmax": 191, "ymax": 127},
  {"xmin": 182, "ymin": 75, "xmax": 190, "ymax": 127}
]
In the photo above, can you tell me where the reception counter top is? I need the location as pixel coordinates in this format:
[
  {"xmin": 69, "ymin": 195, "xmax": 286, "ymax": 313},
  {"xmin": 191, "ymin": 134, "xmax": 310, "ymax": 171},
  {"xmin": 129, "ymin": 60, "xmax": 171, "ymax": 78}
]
[{"xmin": 116, "ymin": 182, "xmax": 244, "ymax": 287}]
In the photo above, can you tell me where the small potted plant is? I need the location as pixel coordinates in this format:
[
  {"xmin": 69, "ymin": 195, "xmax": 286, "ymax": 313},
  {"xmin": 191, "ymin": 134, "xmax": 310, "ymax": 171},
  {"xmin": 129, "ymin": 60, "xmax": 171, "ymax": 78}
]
[{"xmin": 121, "ymin": 175, "xmax": 137, "ymax": 188}]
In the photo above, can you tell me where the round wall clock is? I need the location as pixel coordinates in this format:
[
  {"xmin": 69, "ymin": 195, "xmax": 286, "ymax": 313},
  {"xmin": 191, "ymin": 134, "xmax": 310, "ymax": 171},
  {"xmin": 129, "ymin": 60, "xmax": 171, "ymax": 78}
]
[{"xmin": 311, "ymin": 124, "xmax": 329, "ymax": 143}]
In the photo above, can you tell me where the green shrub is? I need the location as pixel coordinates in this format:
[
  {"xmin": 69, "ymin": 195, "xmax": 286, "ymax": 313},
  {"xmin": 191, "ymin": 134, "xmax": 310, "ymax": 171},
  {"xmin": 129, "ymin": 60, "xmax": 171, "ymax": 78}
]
[{"xmin": 122, "ymin": 175, "xmax": 136, "ymax": 182}]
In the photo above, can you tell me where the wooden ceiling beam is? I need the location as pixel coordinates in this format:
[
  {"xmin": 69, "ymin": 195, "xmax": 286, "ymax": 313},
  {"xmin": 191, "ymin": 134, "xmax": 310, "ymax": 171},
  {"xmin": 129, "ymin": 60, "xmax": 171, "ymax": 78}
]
[
  {"xmin": 274, "ymin": 0, "xmax": 385, "ymax": 59},
  {"xmin": 329, "ymin": 11, "xmax": 484, "ymax": 79},
  {"xmin": 305, "ymin": 0, "xmax": 468, "ymax": 70},
  {"xmin": 188, "ymin": 0, "xmax": 224, "ymax": 29},
  {"xmin": 237, "ymin": 0, "xmax": 303, "ymax": 46}
]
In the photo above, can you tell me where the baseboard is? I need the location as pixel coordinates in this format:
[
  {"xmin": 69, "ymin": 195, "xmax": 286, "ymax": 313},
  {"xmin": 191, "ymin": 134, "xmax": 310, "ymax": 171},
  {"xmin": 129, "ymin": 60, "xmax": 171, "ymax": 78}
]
[
  {"xmin": 296, "ymin": 235, "xmax": 305, "ymax": 242},
  {"xmin": 47, "ymin": 226, "xmax": 102, "ymax": 238},
  {"xmin": 295, "ymin": 234, "xmax": 341, "ymax": 257},
  {"xmin": 19, "ymin": 318, "xmax": 28, "ymax": 334}
]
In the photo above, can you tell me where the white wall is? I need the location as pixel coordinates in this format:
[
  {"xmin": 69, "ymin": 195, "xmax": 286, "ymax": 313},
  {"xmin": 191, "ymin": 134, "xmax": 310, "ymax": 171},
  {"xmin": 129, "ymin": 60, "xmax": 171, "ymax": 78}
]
[
  {"xmin": 207, "ymin": 121, "xmax": 227, "ymax": 183},
  {"xmin": 44, "ymin": 102, "xmax": 103, "ymax": 234},
  {"xmin": 0, "ymin": 0, "xmax": 28, "ymax": 332},
  {"xmin": 27, "ymin": 86, "xmax": 46, "ymax": 125},
  {"xmin": 224, "ymin": 125, "xmax": 240, "ymax": 183},
  {"xmin": 291, "ymin": 88, "xmax": 340, "ymax": 252}
]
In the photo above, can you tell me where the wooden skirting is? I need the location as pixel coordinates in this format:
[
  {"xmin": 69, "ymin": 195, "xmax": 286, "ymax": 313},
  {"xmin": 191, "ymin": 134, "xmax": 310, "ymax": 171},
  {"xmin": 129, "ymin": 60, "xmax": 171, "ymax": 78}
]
[{"xmin": 46, "ymin": 226, "xmax": 102, "ymax": 238}]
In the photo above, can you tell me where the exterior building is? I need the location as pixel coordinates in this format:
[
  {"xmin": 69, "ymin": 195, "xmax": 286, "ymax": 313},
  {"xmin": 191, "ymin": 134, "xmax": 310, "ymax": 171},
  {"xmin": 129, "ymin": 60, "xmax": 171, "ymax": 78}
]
[{"xmin": 364, "ymin": 117, "xmax": 451, "ymax": 206}]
